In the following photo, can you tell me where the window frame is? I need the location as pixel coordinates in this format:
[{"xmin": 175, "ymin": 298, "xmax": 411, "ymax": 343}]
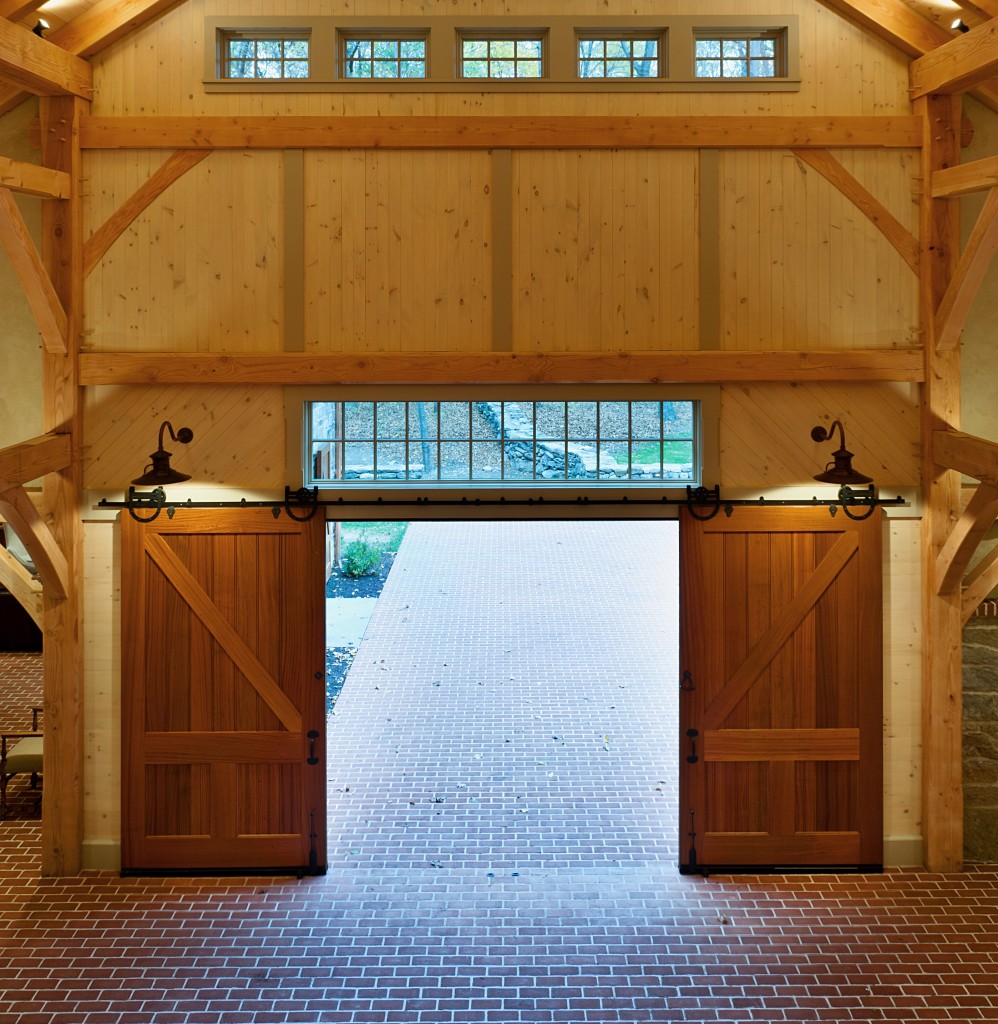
[
  {"xmin": 285, "ymin": 385, "xmax": 719, "ymax": 500},
  {"xmin": 218, "ymin": 28, "xmax": 312, "ymax": 81},
  {"xmin": 204, "ymin": 15, "xmax": 799, "ymax": 93},
  {"xmin": 693, "ymin": 28, "xmax": 785, "ymax": 81},
  {"xmin": 339, "ymin": 30, "xmax": 429, "ymax": 81},
  {"xmin": 576, "ymin": 32, "xmax": 665, "ymax": 81},
  {"xmin": 457, "ymin": 31, "xmax": 548, "ymax": 81}
]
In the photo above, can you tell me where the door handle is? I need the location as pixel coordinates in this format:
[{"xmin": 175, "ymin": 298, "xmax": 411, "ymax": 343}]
[
  {"xmin": 686, "ymin": 728, "xmax": 699, "ymax": 764},
  {"xmin": 307, "ymin": 730, "xmax": 320, "ymax": 765}
]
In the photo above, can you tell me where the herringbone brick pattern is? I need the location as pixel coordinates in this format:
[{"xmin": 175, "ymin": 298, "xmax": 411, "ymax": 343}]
[{"xmin": 0, "ymin": 522, "xmax": 996, "ymax": 1024}]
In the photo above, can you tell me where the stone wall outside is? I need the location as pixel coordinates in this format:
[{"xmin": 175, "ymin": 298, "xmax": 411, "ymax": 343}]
[{"xmin": 964, "ymin": 618, "xmax": 998, "ymax": 862}]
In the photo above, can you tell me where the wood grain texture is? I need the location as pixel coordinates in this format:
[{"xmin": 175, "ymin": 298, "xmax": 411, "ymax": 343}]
[
  {"xmin": 0, "ymin": 156, "xmax": 71, "ymax": 199},
  {"xmin": 143, "ymin": 533, "xmax": 303, "ymax": 733},
  {"xmin": 0, "ymin": 187, "xmax": 67, "ymax": 353},
  {"xmin": 0, "ymin": 482, "xmax": 68, "ymax": 599},
  {"xmin": 78, "ymin": 116, "xmax": 925, "ymax": 150},
  {"xmin": 0, "ymin": 15, "xmax": 92, "ymax": 98},
  {"xmin": 910, "ymin": 17, "xmax": 998, "ymax": 97},
  {"xmin": 83, "ymin": 149, "xmax": 210, "ymax": 277},
  {"xmin": 932, "ymin": 155, "xmax": 998, "ymax": 197},
  {"xmin": 704, "ymin": 728, "xmax": 860, "ymax": 761},
  {"xmin": 0, "ymin": 432, "xmax": 71, "ymax": 486},
  {"xmin": 934, "ymin": 428, "xmax": 998, "ymax": 482},
  {"xmin": 78, "ymin": 350, "xmax": 927, "ymax": 385},
  {"xmin": 934, "ymin": 481, "xmax": 998, "ymax": 595},
  {"xmin": 963, "ymin": 543, "xmax": 998, "ymax": 623},
  {"xmin": 0, "ymin": 542, "xmax": 42, "ymax": 627},
  {"xmin": 935, "ymin": 186, "xmax": 998, "ymax": 351},
  {"xmin": 791, "ymin": 148, "xmax": 919, "ymax": 274}
]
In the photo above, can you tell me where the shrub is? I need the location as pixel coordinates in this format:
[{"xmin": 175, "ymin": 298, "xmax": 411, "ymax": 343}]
[{"xmin": 342, "ymin": 540, "xmax": 381, "ymax": 577}]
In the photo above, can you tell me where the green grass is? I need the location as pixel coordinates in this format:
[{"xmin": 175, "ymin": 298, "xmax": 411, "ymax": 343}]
[
  {"xmin": 631, "ymin": 441, "xmax": 694, "ymax": 465},
  {"xmin": 339, "ymin": 521, "xmax": 409, "ymax": 553}
]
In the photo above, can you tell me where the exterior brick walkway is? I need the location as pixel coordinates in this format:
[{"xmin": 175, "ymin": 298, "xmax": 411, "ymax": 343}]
[{"xmin": 1, "ymin": 522, "xmax": 997, "ymax": 1024}]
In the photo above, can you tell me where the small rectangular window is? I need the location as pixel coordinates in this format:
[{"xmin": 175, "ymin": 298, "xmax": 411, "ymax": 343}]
[
  {"xmin": 305, "ymin": 399, "xmax": 697, "ymax": 486},
  {"xmin": 694, "ymin": 31, "xmax": 781, "ymax": 79},
  {"xmin": 577, "ymin": 35, "xmax": 662, "ymax": 79},
  {"xmin": 341, "ymin": 34, "xmax": 427, "ymax": 79},
  {"xmin": 220, "ymin": 31, "xmax": 310, "ymax": 80},
  {"xmin": 460, "ymin": 35, "xmax": 544, "ymax": 79}
]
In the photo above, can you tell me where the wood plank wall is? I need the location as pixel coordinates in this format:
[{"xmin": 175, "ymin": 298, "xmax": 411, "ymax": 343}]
[{"xmin": 68, "ymin": 0, "xmax": 928, "ymax": 863}]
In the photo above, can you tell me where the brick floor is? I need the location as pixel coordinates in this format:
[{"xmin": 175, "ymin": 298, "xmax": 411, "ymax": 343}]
[{"xmin": 1, "ymin": 521, "xmax": 997, "ymax": 1024}]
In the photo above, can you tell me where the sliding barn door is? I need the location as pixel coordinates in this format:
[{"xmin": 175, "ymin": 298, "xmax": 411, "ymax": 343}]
[
  {"xmin": 679, "ymin": 507, "xmax": 882, "ymax": 873},
  {"xmin": 121, "ymin": 509, "xmax": 326, "ymax": 874}
]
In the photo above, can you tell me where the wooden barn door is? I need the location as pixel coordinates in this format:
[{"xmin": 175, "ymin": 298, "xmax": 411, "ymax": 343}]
[
  {"xmin": 121, "ymin": 509, "xmax": 326, "ymax": 874},
  {"xmin": 679, "ymin": 507, "xmax": 882, "ymax": 873}
]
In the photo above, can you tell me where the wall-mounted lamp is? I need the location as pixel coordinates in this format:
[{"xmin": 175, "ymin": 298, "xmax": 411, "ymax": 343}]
[
  {"xmin": 32, "ymin": 19, "xmax": 49, "ymax": 36},
  {"xmin": 952, "ymin": 18, "xmax": 971, "ymax": 33},
  {"xmin": 810, "ymin": 419, "xmax": 872, "ymax": 486},
  {"xmin": 132, "ymin": 420, "xmax": 195, "ymax": 486}
]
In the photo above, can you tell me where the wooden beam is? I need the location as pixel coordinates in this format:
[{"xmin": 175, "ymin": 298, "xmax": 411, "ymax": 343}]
[
  {"xmin": 0, "ymin": 16, "xmax": 91, "ymax": 98},
  {"xmin": 0, "ymin": 483, "xmax": 66, "ymax": 599},
  {"xmin": 792, "ymin": 148, "xmax": 920, "ymax": 274},
  {"xmin": 0, "ymin": 155, "xmax": 71, "ymax": 199},
  {"xmin": 934, "ymin": 429, "xmax": 998, "ymax": 482},
  {"xmin": 0, "ymin": 0, "xmax": 46, "ymax": 20},
  {"xmin": 39, "ymin": 95, "xmax": 84, "ymax": 877},
  {"xmin": 83, "ymin": 149, "xmax": 209, "ymax": 277},
  {"xmin": 78, "ymin": 349, "xmax": 927, "ymax": 386},
  {"xmin": 962, "ymin": 544, "xmax": 998, "ymax": 624},
  {"xmin": 918, "ymin": 92, "xmax": 964, "ymax": 874},
  {"xmin": 0, "ymin": 0, "xmax": 180, "ymax": 116},
  {"xmin": 77, "ymin": 115, "xmax": 925, "ymax": 151},
  {"xmin": 935, "ymin": 186, "xmax": 998, "ymax": 351},
  {"xmin": 0, "ymin": 543, "xmax": 42, "ymax": 629},
  {"xmin": 911, "ymin": 17, "xmax": 998, "ymax": 97},
  {"xmin": 932, "ymin": 155, "xmax": 998, "ymax": 197},
  {"xmin": 0, "ymin": 433, "xmax": 71, "ymax": 486},
  {"xmin": 818, "ymin": 0, "xmax": 998, "ymax": 111},
  {"xmin": 936, "ymin": 481, "xmax": 998, "ymax": 595},
  {"xmin": 0, "ymin": 187, "xmax": 67, "ymax": 354}
]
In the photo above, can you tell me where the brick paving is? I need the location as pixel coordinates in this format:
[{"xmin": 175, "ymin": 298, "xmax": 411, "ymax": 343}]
[{"xmin": 0, "ymin": 521, "xmax": 997, "ymax": 1024}]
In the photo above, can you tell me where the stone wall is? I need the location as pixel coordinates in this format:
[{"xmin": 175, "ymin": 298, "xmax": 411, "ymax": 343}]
[{"xmin": 964, "ymin": 618, "xmax": 998, "ymax": 862}]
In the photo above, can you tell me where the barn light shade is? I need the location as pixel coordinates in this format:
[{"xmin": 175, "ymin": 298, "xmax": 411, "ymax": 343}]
[
  {"xmin": 131, "ymin": 420, "xmax": 195, "ymax": 485},
  {"xmin": 810, "ymin": 420, "xmax": 872, "ymax": 486},
  {"xmin": 951, "ymin": 18, "xmax": 971, "ymax": 33},
  {"xmin": 32, "ymin": 19, "xmax": 49, "ymax": 35}
]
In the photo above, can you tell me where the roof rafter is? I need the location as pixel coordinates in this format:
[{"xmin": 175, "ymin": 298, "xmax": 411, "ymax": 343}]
[
  {"xmin": 0, "ymin": 0, "xmax": 183, "ymax": 115},
  {"xmin": 818, "ymin": 0, "xmax": 998, "ymax": 110},
  {"xmin": 911, "ymin": 18, "xmax": 998, "ymax": 96},
  {"xmin": 0, "ymin": 14, "xmax": 91, "ymax": 98}
]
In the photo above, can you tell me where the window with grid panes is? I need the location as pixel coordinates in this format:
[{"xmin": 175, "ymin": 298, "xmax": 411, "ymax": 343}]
[
  {"xmin": 341, "ymin": 34, "xmax": 427, "ymax": 79},
  {"xmin": 577, "ymin": 35, "xmax": 661, "ymax": 79},
  {"xmin": 460, "ymin": 36, "xmax": 544, "ymax": 79},
  {"xmin": 694, "ymin": 32, "xmax": 781, "ymax": 79},
  {"xmin": 221, "ymin": 31, "xmax": 310, "ymax": 79},
  {"xmin": 305, "ymin": 400, "xmax": 698, "ymax": 486}
]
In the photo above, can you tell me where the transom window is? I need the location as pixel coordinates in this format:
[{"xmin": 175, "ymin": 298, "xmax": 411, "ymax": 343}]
[
  {"xmin": 342, "ymin": 35, "xmax": 427, "ymax": 79},
  {"xmin": 220, "ymin": 31, "xmax": 310, "ymax": 79},
  {"xmin": 694, "ymin": 32, "xmax": 780, "ymax": 79},
  {"xmin": 305, "ymin": 399, "xmax": 697, "ymax": 486},
  {"xmin": 577, "ymin": 35, "xmax": 661, "ymax": 79},
  {"xmin": 460, "ymin": 36, "xmax": 544, "ymax": 79}
]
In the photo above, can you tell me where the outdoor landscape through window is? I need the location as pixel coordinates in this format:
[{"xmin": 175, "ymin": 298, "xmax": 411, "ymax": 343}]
[{"xmin": 308, "ymin": 399, "xmax": 697, "ymax": 486}]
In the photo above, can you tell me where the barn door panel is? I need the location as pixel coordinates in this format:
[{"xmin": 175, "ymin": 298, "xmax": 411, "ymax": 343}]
[
  {"xmin": 679, "ymin": 507, "xmax": 882, "ymax": 872},
  {"xmin": 121, "ymin": 510, "xmax": 326, "ymax": 874}
]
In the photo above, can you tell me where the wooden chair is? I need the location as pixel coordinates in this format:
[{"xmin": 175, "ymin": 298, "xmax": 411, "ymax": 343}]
[{"xmin": 1, "ymin": 707, "xmax": 43, "ymax": 819}]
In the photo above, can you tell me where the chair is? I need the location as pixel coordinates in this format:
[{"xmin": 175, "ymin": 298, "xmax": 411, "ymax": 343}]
[{"xmin": 1, "ymin": 706, "xmax": 43, "ymax": 819}]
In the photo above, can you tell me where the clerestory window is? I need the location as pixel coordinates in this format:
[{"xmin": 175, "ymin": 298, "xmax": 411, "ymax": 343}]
[
  {"xmin": 220, "ymin": 30, "xmax": 310, "ymax": 79},
  {"xmin": 302, "ymin": 398, "xmax": 700, "ymax": 487},
  {"xmin": 341, "ymin": 34, "xmax": 427, "ymax": 79},
  {"xmin": 460, "ymin": 35, "xmax": 545, "ymax": 79},
  {"xmin": 577, "ymin": 35, "xmax": 662, "ymax": 79},
  {"xmin": 694, "ymin": 31, "xmax": 782, "ymax": 79}
]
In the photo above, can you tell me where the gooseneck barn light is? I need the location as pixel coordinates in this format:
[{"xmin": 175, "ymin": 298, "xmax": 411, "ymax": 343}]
[
  {"xmin": 132, "ymin": 420, "xmax": 195, "ymax": 486},
  {"xmin": 810, "ymin": 419, "xmax": 873, "ymax": 486}
]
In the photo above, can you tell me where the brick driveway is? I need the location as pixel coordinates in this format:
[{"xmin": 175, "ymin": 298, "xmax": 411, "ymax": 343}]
[
  {"xmin": 2, "ymin": 521, "xmax": 998, "ymax": 1023},
  {"xmin": 326, "ymin": 520, "xmax": 679, "ymax": 871}
]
